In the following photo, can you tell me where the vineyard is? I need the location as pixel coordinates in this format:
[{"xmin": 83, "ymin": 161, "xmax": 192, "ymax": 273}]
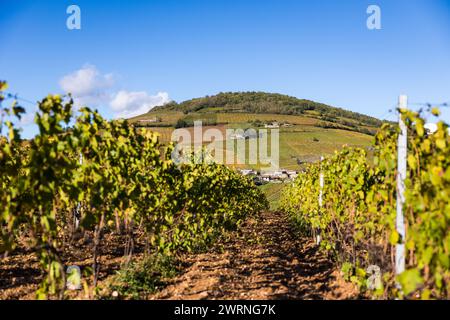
[
  {"xmin": 1, "ymin": 80, "xmax": 449, "ymax": 300},
  {"xmin": 0, "ymin": 82, "xmax": 268, "ymax": 299},
  {"xmin": 281, "ymin": 107, "xmax": 450, "ymax": 299}
]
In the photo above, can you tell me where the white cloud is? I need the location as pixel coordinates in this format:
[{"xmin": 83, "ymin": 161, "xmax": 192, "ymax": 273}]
[
  {"xmin": 59, "ymin": 64, "xmax": 115, "ymax": 107},
  {"xmin": 110, "ymin": 90, "xmax": 170, "ymax": 118},
  {"xmin": 59, "ymin": 64, "xmax": 170, "ymax": 118}
]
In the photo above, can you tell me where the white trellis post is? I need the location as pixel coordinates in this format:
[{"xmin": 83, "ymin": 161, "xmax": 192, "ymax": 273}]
[
  {"xmin": 317, "ymin": 156, "xmax": 324, "ymax": 245},
  {"xmin": 396, "ymin": 95, "xmax": 408, "ymax": 277},
  {"xmin": 74, "ymin": 152, "xmax": 83, "ymax": 230}
]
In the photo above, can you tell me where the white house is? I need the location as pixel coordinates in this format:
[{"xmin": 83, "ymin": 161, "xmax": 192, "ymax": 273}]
[
  {"xmin": 229, "ymin": 133, "xmax": 245, "ymax": 140},
  {"xmin": 239, "ymin": 169, "xmax": 257, "ymax": 176},
  {"xmin": 264, "ymin": 122, "xmax": 279, "ymax": 129}
]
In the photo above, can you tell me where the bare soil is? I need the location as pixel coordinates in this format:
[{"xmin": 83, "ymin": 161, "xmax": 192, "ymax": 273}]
[
  {"xmin": 0, "ymin": 232, "xmax": 135, "ymax": 300},
  {"xmin": 0, "ymin": 211, "xmax": 358, "ymax": 300},
  {"xmin": 150, "ymin": 211, "xmax": 358, "ymax": 300}
]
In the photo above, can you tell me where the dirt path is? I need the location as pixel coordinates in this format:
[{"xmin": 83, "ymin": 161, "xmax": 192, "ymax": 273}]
[
  {"xmin": 151, "ymin": 211, "xmax": 358, "ymax": 300},
  {"xmin": 1, "ymin": 211, "xmax": 358, "ymax": 300}
]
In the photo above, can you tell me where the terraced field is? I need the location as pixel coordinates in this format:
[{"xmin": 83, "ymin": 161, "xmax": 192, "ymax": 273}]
[{"xmin": 140, "ymin": 123, "xmax": 373, "ymax": 170}]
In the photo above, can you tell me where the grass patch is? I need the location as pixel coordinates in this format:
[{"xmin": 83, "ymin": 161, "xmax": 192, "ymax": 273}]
[
  {"xmin": 105, "ymin": 254, "xmax": 179, "ymax": 300},
  {"xmin": 259, "ymin": 183, "xmax": 286, "ymax": 210}
]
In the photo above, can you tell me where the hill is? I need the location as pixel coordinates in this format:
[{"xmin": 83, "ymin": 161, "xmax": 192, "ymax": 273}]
[
  {"xmin": 131, "ymin": 92, "xmax": 383, "ymax": 136},
  {"xmin": 129, "ymin": 91, "xmax": 381, "ymax": 170},
  {"xmin": 141, "ymin": 92, "xmax": 382, "ymax": 129}
]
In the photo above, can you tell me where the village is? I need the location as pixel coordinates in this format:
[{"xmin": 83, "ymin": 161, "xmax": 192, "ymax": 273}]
[{"xmin": 238, "ymin": 168, "xmax": 298, "ymax": 185}]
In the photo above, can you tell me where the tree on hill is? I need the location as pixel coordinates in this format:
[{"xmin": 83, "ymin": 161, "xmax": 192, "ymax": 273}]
[{"xmin": 148, "ymin": 92, "xmax": 382, "ymax": 128}]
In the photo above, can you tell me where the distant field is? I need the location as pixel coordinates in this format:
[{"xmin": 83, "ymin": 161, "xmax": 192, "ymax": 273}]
[
  {"xmin": 130, "ymin": 111, "xmax": 184, "ymax": 125},
  {"xmin": 258, "ymin": 183, "xmax": 286, "ymax": 210},
  {"xmin": 141, "ymin": 127, "xmax": 174, "ymax": 143},
  {"xmin": 215, "ymin": 113, "xmax": 318, "ymax": 125},
  {"xmin": 211, "ymin": 126, "xmax": 373, "ymax": 170},
  {"xmin": 132, "ymin": 112, "xmax": 320, "ymax": 127},
  {"xmin": 141, "ymin": 125, "xmax": 227, "ymax": 144},
  {"xmin": 142, "ymin": 124, "xmax": 373, "ymax": 170},
  {"xmin": 277, "ymin": 128, "xmax": 372, "ymax": 169},
  {"xmin": 134, "ymin": 108, "xmax": 376, "ymax": 209}
]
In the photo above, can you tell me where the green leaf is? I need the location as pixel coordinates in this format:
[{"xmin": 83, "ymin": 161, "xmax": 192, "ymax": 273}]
[{"xmin": 398, "ymin": 269, "xmax": 423, "ymax": 296}]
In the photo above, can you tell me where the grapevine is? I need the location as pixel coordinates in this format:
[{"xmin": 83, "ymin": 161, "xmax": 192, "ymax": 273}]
[
  {"xmin": 0, "ymin": 82, "xmax": 268, "ymax": 299},
  {"xmin": 281, "ymin": 109, "xmax": 450, "ymax": 299}
]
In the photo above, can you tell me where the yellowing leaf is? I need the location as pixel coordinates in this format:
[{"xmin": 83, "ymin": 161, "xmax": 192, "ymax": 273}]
[
  {"xmin": 416, "ymin": 121, "xmax": 425, "ymax": 137},
  {"xmin": 436, "ymin": 138, "xmax": 446, "ymax": 150},
  {"xmin": 389, "ymin": 230, "xmax": 400, "ymax": 245},
  {"xmin": 407, "ymin": 154, "xmax": 417, "ymax": 170},
  {"xmin": 431, "ymin": 107, "xmax": 441, "ymax": 116}
]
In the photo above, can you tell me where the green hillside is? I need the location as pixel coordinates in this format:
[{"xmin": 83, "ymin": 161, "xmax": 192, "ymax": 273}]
[
  {"xmin": 129, "ymin": 91, "xmax": 381, "ymax": 171},
  {"xmin": 131, "ymin": 92, "xmax": 382, "ymax": 136}
]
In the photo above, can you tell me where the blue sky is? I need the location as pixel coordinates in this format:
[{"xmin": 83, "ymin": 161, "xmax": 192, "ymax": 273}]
[{"xmin": 1, "ymin": 0, "xmax": 449, "ymax": 137}]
